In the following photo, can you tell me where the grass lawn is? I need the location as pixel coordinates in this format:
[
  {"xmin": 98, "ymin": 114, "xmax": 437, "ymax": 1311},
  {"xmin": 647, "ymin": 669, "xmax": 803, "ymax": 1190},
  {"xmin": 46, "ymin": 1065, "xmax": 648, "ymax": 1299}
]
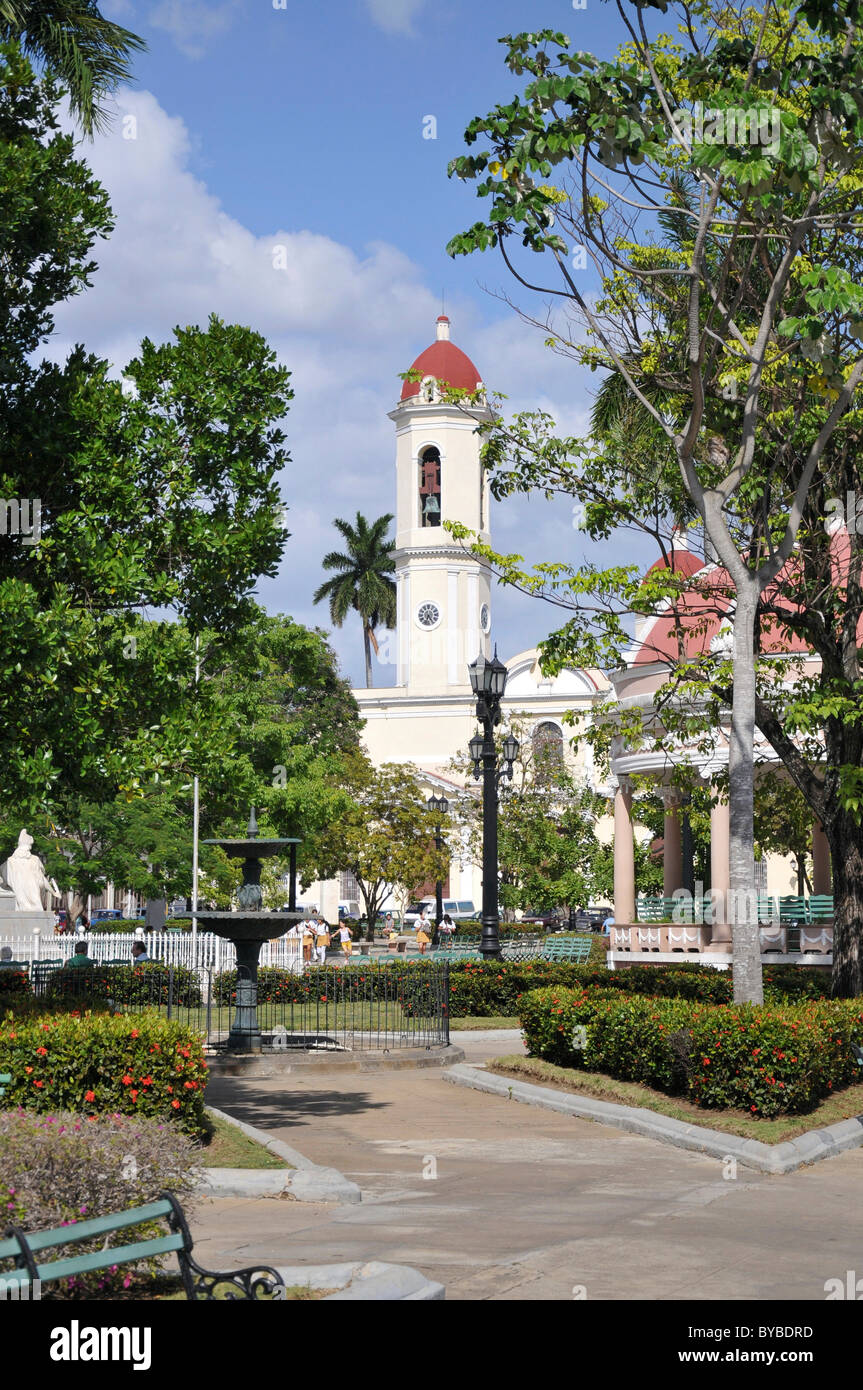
[
  {"xmin": 449, "ymin": 1016, "xmax": 521, "ymax": 1030},
  {"xmin": 487, "ymin": 1054, "xmax": 863, "ymax": 1145},
  {"xmin": 202, "ymin": 1111, "xmax": 290, "ymax": 1169},
  {"xmin": 118, "ymin": 1000, "xmax": 438, "ymax": 1036}
]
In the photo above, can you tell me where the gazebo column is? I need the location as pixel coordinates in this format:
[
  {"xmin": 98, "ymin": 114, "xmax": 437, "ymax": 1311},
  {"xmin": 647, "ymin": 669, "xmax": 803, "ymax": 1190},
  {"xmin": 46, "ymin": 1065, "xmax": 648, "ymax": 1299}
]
[
  {"xmin": 613, "ymin": 777, "xmax": 635, "ymax": 923},
  {"xmin": 709, "ymin": 792, "xmax": 732, "ymax": 947},
  {"xmin": 812, "ymin": 821, "xmax": 831, "ymax": 895},
  {"xmin": 662, "ymin": 788, "xmax": 683, "ymax": 900}
]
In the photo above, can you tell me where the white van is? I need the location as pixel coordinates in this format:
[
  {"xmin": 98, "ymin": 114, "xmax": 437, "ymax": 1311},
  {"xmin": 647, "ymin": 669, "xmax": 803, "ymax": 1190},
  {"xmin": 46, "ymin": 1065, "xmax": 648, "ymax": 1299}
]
[{"xmin": 405, "ymin": 898, "xmax": 477, "ymax": 923}]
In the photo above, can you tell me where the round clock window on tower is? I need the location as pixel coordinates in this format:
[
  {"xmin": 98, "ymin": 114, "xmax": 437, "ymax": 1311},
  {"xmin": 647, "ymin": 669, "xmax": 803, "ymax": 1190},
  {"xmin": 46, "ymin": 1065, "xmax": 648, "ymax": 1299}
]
[{"xmin": 416, "ymin": 602, "xmax": 441, "ymax": 630}]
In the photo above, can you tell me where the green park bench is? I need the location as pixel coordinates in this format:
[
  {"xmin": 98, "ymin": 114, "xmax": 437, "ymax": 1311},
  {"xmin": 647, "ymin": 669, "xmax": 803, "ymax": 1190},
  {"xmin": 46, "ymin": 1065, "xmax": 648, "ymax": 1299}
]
[
  {"xmin": 808, "ymin": 894, "xmax": 834, "ymax": 924},
  {"xmin": 0, "ymin": 1073, "xmax": 9, "ymax": 1100},
  {"xmin": 433, "ymin": 945, "xmax": 483, "ymax": 961},
  {"xmin": 636, "ymin": 897, "xmax": 666, "ymax": 922},
  {"xmin": 539, "ymin": 936, "xmax": 592, "ymax": 964},
  {"xmin": 0, "ymin": 1190, "xmax": 284, "ymax": 1300}
]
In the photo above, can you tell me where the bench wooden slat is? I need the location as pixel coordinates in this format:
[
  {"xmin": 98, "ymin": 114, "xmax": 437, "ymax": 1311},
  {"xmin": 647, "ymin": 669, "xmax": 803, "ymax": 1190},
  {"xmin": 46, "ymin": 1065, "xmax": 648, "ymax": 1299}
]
[
  {"xmin": 35, "ymin": 1232, "xmax": 185, "ymax": 1283},
  {"xmin": 15, "ymin": 1198, "xmax": 175, "ymax": 1253}
]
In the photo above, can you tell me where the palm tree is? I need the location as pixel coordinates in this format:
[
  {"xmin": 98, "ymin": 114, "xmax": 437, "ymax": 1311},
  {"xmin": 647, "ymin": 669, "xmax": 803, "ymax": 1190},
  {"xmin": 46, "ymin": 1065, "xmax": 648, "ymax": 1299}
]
[
  {"xmin": 314, "ymin": 513, "xmax": 396, "ymax": 688},
  {"xmin": 0, "ymin": 1, "xmax": 146, "ymax": 134}
]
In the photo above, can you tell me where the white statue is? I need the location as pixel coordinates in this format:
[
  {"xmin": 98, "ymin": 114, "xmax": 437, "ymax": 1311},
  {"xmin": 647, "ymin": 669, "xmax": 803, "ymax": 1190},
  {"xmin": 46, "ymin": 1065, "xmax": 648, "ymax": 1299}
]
[{"xmin": 1, "ymin": 830, "xmax": 60, "ymax": 911}]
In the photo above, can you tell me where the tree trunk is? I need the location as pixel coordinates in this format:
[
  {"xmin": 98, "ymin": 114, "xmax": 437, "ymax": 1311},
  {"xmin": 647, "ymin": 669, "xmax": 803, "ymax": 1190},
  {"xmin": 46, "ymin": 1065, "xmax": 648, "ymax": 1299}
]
[
  {"xmin": 730, "ymin": 586, "xmax": 763, "ymax": 1004},
  {"xmin": 829, "ymin": 811, "xmax": 863, "ymax": 996},
  {"xmin": 363, "ymin": 624, "xmax": 373, "ymax": 688}
]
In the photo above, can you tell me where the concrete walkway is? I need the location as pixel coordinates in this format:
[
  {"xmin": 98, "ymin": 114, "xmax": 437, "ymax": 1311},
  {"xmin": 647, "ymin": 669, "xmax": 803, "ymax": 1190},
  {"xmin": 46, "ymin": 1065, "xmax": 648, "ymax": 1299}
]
[{"xmin": 196, "ymin": 1032, "xmax": 863, "ymax": 1301}]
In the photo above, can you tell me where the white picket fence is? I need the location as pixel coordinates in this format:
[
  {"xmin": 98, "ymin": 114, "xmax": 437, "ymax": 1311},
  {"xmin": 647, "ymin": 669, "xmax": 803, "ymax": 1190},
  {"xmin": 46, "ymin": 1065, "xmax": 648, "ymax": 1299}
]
[{"xmin": 0, "ymin": 929, "xmax": 304, "ymax": 975}]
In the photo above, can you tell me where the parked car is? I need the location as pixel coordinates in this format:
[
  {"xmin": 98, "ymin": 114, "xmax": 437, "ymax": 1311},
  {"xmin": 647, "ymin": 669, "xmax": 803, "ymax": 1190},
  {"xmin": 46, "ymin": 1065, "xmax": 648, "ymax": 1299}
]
[
  {"xmin": 520, "ymin": 908, "xmax": 567, "ymax": 931},
  {"xmin": 404, "ymin": 897, "xmax": 477, "ymax": 924},
  {"xmin": 92, "ymin": 908, "xmax": 123, "ymax": 923}
]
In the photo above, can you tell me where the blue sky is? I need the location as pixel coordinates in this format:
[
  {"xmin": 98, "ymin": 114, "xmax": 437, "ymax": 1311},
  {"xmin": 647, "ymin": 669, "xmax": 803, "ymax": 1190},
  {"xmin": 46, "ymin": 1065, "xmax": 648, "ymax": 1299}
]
[{"xmin": 51, "ymin": 0, "xmax": 654, "ymax": 686}]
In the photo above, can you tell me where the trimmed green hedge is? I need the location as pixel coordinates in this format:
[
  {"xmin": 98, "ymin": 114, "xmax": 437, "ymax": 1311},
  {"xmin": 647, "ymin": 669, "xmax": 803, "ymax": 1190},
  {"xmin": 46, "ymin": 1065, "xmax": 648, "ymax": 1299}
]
[
  {"xmin": 43, "ymin": 962, "xmax": 201, "ymax": 1008},
  {"xmin": 212, "ymin": 963, "xmax": 442, "ymax": 1016},
  {"xmin": 210, "ymin": 961, "xmax": 830, "ymax": 1020},
  {"xmin": 447, "ymin": 960, "xmax": 828, "ymax": 1015},
  {"xmin": 0, "ymin": 1012, "xmax": 209, "ymax": 1137},
  {"xmin": 518, "ymin": 985, "xmax": 863, "ymax": 1117}
]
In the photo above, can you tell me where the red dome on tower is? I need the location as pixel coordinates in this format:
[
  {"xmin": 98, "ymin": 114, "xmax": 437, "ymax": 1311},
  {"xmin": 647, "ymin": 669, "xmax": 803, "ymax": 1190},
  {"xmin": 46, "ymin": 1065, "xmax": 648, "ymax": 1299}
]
[{"xmin": 400, "ymin": 316, "xmax": 483, "ymax": 401}]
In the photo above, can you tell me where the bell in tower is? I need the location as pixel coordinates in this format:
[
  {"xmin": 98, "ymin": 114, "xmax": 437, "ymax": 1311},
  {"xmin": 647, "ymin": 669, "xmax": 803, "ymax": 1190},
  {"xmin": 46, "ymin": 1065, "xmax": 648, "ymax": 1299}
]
[{"xmin": 419, "ymin": 445, "xmax": 441, "ymax": 527}]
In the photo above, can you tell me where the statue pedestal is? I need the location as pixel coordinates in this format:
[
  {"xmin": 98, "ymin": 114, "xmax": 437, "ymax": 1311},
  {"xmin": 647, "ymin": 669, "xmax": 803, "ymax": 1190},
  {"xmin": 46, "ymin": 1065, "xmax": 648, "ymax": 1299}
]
[{"xmin": 0, "ymin": 901, "xmax": 55, "ymax": 938}]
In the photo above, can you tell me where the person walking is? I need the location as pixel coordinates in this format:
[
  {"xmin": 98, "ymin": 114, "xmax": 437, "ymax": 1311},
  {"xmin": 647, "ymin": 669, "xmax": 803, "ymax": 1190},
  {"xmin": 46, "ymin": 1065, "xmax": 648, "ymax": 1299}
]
[
  {"xmin": 338, "ymin": 922, "xmax": 353, "ymax": 960},
  {"xmin": 302, "ymin": 917, "xmax": 315, "ymax": 963},
  {"xmin": 415, "ymin": 906, "xmax": 431, "ymax": 956},
  {"xmin": 314, "ymin": 916, "xmax": 330, "ymax": 965}
]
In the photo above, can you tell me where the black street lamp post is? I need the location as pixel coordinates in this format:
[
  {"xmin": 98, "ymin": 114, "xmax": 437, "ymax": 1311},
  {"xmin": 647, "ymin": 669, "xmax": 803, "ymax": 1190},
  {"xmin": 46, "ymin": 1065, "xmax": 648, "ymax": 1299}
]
[
  {"xmin": 426, "ymin": 793, "xmax": 450, "ymax": 929},
  {"xmin": 468, "ymin": 649, "xmax": 519, "ymax": 960}
]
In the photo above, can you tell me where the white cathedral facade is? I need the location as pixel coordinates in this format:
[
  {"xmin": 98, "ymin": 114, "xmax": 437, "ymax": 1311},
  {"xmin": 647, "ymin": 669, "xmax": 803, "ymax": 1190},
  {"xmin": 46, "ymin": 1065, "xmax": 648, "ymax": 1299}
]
[{"xmin": 304, "ymin": 316, "xmax": 610, "ymax": 920}]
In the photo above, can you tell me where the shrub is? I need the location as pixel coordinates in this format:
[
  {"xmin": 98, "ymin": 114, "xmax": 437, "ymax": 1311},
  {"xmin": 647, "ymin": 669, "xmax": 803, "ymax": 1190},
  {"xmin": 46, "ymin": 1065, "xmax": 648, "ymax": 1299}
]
[
  {"xmin": 518, "ymin": 986, "xmax": 863, "ymax": 1117},
  {"xmin": 43, "ymin": 962, "xmax": 201, "ymax": 1008},
  {"xmin": 212, "ymin": 962, "xmax": 442, "ymax": 1016},
  {"xmin": 0, "ymin": 1108, "xmax": 201, "ymax": 1298},
  {"xmin": 0, "ymin": 1012, "xmax": 208, "ymax": 1137},
  {"xmin": 0, "ymin": 969, "xmax": 30, "ymax": 998}
]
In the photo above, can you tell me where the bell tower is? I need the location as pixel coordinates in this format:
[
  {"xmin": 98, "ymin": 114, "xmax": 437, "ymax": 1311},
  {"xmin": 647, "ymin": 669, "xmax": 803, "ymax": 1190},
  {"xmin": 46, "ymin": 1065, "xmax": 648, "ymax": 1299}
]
[{"xmin": 388, "ymin": 316, "xmax": 493, "ymax": 694}]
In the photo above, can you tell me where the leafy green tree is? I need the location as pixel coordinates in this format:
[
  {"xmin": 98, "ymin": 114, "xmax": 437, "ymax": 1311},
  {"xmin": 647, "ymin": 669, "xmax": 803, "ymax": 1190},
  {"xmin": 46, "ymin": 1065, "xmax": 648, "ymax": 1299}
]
[
  {"xmin": 0, "ymin": 51, "xmax": 293, "ymax": 820},
  {"xmin": 754, "ymin": 771, "xmax": 814, "ymax": 899},
  {"xmin": 451, "ymin": 718, "xmax": 614, "ymax": 916},
  {"xmin": 314, "ymin": 512, "xmax": 396, "ymax": 687},
  {"xmin": 311, "ymin": 759, "xmax": 450, "ymax": 937},
  {"xmin": 0, "ymin": 1, "xmax": 146, "ymax": 133},
  {"xmin": 204, "ymin": 611, "xmax": 363, "ymax": 882},
  {"xmin": 446, "ymin": 3, "xmax": 863, "ymax": 998}
]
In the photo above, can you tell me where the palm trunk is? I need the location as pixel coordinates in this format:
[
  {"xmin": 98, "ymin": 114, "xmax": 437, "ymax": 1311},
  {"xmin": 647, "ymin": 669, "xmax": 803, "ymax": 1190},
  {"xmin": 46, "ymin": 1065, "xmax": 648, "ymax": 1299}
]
[
  {"xmin": 363, "ymin": 623, "xmax": 373, "ymax": 688},
  {"xmin": 730, "ymin": 585, "xmax": 763, "ymax": 1004},
  {"xmin": 829, "ymin": 811, "xmax": 863, "ymax": 997}
]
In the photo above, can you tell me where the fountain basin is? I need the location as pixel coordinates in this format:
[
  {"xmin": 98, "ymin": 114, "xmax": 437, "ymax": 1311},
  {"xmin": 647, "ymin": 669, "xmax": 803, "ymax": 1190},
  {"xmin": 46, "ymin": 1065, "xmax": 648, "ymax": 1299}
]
[{"xmin": 195, "ymin": 911, "xmax": 304, "ymax": 941}]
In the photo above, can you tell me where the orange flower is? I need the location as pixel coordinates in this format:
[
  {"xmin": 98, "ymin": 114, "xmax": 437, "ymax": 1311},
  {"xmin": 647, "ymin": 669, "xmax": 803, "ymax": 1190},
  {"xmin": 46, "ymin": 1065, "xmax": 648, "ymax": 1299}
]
[
  {"xmin": 85, "ymin": 1090, "xmax": 95, "ymax": 1102},
  {"xmin": 171, "ymin": 1099, "xmax": 180, "ymax": 1109}
]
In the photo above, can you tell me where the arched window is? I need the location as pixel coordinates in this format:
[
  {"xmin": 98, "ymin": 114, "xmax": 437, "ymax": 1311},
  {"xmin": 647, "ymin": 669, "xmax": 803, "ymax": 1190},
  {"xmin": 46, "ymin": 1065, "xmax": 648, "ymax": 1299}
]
[
  {"xmin": 419, "ymin": 446, "xmax": 441, "ymax": 527},
  {"xmin": 532, "ymin": 721, "xmax": 564, "ymax": 782}
]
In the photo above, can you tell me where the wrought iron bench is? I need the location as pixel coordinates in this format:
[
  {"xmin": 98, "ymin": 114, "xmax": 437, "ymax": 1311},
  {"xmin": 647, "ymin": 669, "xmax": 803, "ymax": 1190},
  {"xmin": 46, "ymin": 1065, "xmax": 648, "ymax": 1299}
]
[{"xmin": 0, "ymin": 1190, "xmax": 283, "ymax": 1300}]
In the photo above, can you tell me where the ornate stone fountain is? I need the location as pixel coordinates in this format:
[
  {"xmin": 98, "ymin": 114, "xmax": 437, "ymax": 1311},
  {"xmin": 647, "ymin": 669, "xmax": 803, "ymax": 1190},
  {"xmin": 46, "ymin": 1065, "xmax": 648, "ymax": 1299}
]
[{"xmin": 196, "ymin": 808, "xmax": 302, "ymax": 1052}]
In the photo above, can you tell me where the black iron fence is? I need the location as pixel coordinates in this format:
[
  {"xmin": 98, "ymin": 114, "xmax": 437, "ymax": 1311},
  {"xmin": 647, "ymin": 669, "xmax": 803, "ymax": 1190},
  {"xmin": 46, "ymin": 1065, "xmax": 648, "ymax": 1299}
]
[{"xmin": 23, "ymin": 959, "xmax": 451, "ymax": 1052}]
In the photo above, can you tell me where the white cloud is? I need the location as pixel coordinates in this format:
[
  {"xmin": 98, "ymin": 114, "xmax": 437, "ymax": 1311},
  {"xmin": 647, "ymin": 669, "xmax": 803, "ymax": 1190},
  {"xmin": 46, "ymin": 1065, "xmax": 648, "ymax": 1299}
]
[
  {"xmin": 49, "ymin": 89, "xmax": 600, "ymax": 686},
  {"xmin": 147, "ymin": 0, "xmax": 245, "ymax": 58},
  {"xmin": 364, "ymin": 0, "xmax": 426, "ymax": 36}
]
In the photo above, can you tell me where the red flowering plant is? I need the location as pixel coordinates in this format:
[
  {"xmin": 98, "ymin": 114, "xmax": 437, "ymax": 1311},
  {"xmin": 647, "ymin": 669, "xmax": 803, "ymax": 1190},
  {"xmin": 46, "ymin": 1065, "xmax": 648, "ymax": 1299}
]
[
  {"xmin": 0, "ymin": 1012, "xmax": 208, "ymax": 1138},
  {"xmin": 518, "ymin": 987, "xmax": 863, "ymax": 1118}
]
